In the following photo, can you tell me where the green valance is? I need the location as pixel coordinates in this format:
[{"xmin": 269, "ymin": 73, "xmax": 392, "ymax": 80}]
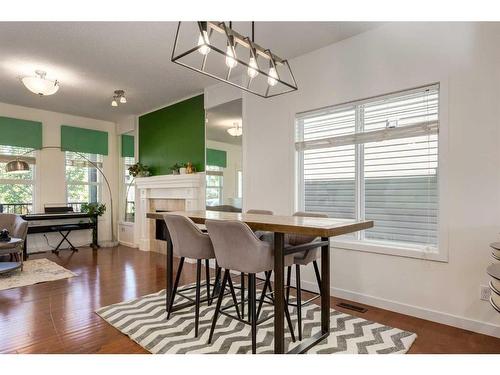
[
  {"xmin": 121, "ymin": 134, "xmax": 134, "ymax": 158},
  {"xmin": 0, "ymin": 116, "xmax": 42, "ymax": 149},
  {"xmin": 61, "ymin": 125, "xmax": 108, "ymax": 155},
  {"xmin": 206, "ymin": 148, "xmax": 227, "ymax": 168}
]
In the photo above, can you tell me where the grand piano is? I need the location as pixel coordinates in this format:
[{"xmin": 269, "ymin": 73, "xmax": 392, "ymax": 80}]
[{"xmin": 21, "ymin": 206, "xmax": 98, "ymax": 260}]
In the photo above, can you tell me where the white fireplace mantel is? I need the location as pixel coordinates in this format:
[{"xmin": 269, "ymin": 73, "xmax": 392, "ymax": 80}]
[{"xmin": 136, "ymin": 173, "xmax": 206, "ymax": 251}]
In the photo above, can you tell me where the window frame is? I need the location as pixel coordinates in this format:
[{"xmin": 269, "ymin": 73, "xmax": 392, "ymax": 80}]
[
  {"xmin": 0, "ymin": 146, "xmax": 36, "ymax": 214},
  {"xmin": 206, "ymin": 166, "xmax": 224, "ymax": 207},
  {"xmin": 65, "ymin": 151, "xmax": 103, "ymax": 208},
  {"xmin": 295, "ymin": 82, "xmax": 449, "ymax": 262},
  {"xmin": 123, "ymin": 155, "xmax": 135, "ymax": 223}
]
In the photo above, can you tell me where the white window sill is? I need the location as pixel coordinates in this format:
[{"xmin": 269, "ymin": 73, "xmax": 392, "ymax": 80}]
[{"xmin": 331, "ymin": 238, "xmax": 448, "ymax": 262}]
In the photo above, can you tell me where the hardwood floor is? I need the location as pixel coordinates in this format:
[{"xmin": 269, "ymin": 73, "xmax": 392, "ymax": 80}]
[{"xmin": 0, "ymin": 245, "xmax": 498, "ymax": 354}]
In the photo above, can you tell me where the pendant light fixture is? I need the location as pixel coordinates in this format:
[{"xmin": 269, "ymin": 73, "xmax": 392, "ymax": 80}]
[
  {"xmin": 111, "ymin": 90, "xmax": 127, "ymax": 107},
  {"xmin": 21, "ymin": 70, "xmax": 59, "ymax": 96},
  {"xmin": 172, "ymin": 21, "xmax": 298, "ymax": 98},
  {"xmin": 227, "ymin": 122, "xmax": 242, "ymax": 137}
]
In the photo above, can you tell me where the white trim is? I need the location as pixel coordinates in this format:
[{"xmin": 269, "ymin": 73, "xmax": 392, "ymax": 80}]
[
  {"xmin": 331, "ymin": 240, "xmax": 447, "ymax": 262},
  {"xmin": 330, "ymin": 284, "xmax": 500, "ymax": 339},
  {"xmin": 291, "ymin": 276, "xmax": 500, "ymax": 338},
  {"xmin": 118, "ymin": 240, "xmax": 137, "ymax": 248}
]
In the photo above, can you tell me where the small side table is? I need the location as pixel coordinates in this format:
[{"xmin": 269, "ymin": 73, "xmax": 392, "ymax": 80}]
[{"xmin": 0, "ymin": 237, "xmax": 24, "ymax": 275}]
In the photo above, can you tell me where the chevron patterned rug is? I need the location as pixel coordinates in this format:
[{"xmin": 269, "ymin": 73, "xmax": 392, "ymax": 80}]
[{"xmin": 96, "ymin": 282, "xmax": 417, "ymax": 354}]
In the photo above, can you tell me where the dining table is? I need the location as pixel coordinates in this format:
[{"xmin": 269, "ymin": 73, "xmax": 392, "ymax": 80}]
[{"xmin": 146, "ymin": 210, "xmax": 373, "ymax": 354}]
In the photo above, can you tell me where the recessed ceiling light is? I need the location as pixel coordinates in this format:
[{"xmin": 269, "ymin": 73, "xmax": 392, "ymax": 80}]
[{"xmin": 21, "ymin": 70, "xmax": 59, "ymax": 96}]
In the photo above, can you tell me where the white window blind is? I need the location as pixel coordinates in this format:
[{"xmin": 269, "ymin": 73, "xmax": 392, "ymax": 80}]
[{"xmin": 297, "ymin": 84, "xmax": 439, "ymax": 249}]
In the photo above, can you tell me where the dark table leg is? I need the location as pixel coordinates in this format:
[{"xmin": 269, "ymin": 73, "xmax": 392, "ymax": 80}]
[
  {"xmin": 273, "ymin": 232, "xmax": 285, "ymax": 354},
  {"xmin": 23, "ymin": 236, "xmax": 28, "ymax": 261},
  {"xmin": 320, "ymin": 237, "xmax": 330, "ymax": 335}
]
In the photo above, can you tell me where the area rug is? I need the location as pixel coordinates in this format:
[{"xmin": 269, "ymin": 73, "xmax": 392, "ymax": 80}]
[
  {"xmin": 96, "ymin": 282, "xmax": 417, "ymax": 354},
  {"xmin": 0, "ymin": 258, "xmax": 76, "ymax": 291}
]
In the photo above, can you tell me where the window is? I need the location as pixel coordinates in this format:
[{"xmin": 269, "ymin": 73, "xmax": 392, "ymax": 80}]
[
  {"xmin": 296, "ymin": 84, "xmax": 439, "ymax": 254},
  {"xmin": 123, "ymin": 156, "xmax": 135, "ymax": 222},
  {"xmin": 206, "ymin": 165, "xmax": 223, "ymax": 206},
  {"xmin": 0, "ymin": 145, "xmax": 35, "ymax": 214},
  {"xmin": 65, "ymin": 151, "xmax": 102, "ymax": 211}
]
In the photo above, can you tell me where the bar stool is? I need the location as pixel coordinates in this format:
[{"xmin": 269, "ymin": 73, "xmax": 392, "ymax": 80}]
[
  {"xmin": 236, "ymin": 209, "xmax": 274, "ymax": 319},
  {"xmin": 164, "ymin": 214, "xmax": 239, "ymax": 337},
  {"xmin": 206, "ymin": 219, "xmax": 296, "ymax": 354},
  {"xmin": 286, "ymin": 211, "xmax": 328, "ymax": 341}
]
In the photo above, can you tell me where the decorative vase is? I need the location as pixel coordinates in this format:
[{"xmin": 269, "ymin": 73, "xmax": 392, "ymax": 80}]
[{"xmin": 179, "ymin": 167, "xmax": 187, "ymax": 174}]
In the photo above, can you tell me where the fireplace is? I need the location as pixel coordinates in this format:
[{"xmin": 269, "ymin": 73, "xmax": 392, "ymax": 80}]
[{"xmin": 135, "ymin": 173, "xmax": 205, "ymax": 253}]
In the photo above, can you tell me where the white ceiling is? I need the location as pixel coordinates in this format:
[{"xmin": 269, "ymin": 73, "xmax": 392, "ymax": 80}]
[{"xmin": 0, "ymin": 22, "xmax": 380, "ymax": 122}]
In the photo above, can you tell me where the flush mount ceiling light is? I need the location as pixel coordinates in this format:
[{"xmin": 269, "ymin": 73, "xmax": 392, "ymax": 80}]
[
  {"xmin": 111, "ymin": 90, "xmax": 127, "ymax": 107},
  {"xmin": 227, "ymin": 122, "xmax": 242, "ymax": 137},
  {"xmin": 21, "ymin": 70, "xmax": 59, "ymax": 96},
  {"xmin": 172, "ymin": 21, "xmax": 298, "ymax": 98}
]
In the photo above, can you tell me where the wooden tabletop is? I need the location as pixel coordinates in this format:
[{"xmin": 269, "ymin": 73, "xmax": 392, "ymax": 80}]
[{"xmin": 147, "ymin": 210, "xmax": 373, "ymax": 237}]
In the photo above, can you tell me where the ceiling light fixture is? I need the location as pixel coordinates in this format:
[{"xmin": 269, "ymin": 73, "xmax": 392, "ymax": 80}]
[
  {"xmin": 172, "ymin": 21, "xmax": 298, "ymax": 98},
  {"xmin": 227, "ymin": 122, "xmax": 242, "ymax": 137},
  {"xmin": 21, "ymin": 70, "xmax": 59, "ymax": 96},
  {"xmin": 111, "ymin": 90, "xmax": 127, "ymax": 107}
]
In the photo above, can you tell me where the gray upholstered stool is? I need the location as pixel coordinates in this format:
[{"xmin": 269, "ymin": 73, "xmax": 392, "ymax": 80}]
[
  {"xmin": 285, "ymin": 211, "xmax": 328, "ymax": 341},
  {"xmin": 206, "ymin": 219, "xmax": 296, "ymax": 354},
  {"xmin": 164, "ymin": 214, "xmax": 235, "ymax": 337}
]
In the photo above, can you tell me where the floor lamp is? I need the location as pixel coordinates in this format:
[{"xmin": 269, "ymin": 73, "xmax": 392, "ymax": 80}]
[{"xmin": 5, "ymin": 146, "xmax": 117, "ymax": 246}]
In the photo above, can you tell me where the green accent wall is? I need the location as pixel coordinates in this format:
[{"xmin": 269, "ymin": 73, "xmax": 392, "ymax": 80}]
[
  {"xmin": 61, "ymin": 125, "xmax": 109, "ymax": 155},
  {"xmin": 0, "ymin": 116, "xmax": 42, "ymax": 149},
  {"xmin": 139, "ymin": 94, "xmax": 205, "ymax": 175}
]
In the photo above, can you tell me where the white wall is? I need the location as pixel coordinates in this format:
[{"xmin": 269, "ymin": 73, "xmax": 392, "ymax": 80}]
[
  {"xmin": 243, "ymin": 22, "xmax": 500, "ymax": 336},
  {"xmin": 206, "ymin": 139, "xmax": 242, "ymax": 207},
  {"xmin": 0, "ymin": 101, "xmax": 118, "ymax": 251}
]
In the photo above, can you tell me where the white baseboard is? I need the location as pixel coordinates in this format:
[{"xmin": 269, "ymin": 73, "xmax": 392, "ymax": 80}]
[
  {"xmin": 293, "ymin": 277, "xmax": 500, "ymax": 339},
  {"xmin": 118, "ymin": 240, "xmax": 137, "ymax": 248}
]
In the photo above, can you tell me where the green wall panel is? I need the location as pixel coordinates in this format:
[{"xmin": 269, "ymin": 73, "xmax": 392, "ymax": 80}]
[
  {"xmin": 0, "ymin": 116, "xmax": 42, "ymax": 149},
  {"xmin": 139, "ymin": 94, "xmax": 205, "ymax": 175},
  {"xmin": 206, "ymin": 148, "xmax": 227, "ymax": 168},
  {"xmin": 121, "ymin": 134, "xmax": 134, "ymax": 157},
  {"xmin": 61, "ymin": 125, "xmax": 108, "ymax": 155}
]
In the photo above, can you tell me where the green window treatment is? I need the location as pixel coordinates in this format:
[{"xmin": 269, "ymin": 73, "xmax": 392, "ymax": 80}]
[
  {"xmin": 206, "ymin": 148, "xmax": 227, "ymax": 168},
  {"xmin": 121, "ymin": 134, "xmax": 134, "ymax": 157},
  {"xmin": 61, "ymin": 125, "xmax": 108, "ymax": 155},
  {"xmin": 0, "ymin": 116, "xmax": 42, "ymax": 149}
]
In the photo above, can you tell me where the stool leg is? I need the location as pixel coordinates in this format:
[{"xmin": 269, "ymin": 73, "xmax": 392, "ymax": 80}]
[
  {"xmin": 256, "ymin": 271, "xmax": 271, "ymax": 319},
  {"xmin": 227, "ymin": 273, "xmax": 242, "ymax": 319},
  {"xmin": 284, "ymin": 296, "xmax": 296, "ymax": 343},
  {"xmin": 195, "ymin": 259, "xmax": 202, "ymax": 337},
  {"xmin": 240, "ymin": 272, "xmax": 245, "ymax": 319},
  {"xmin": 286, "ymin": 266, "xmax": 292, "ymax": 303},
  {"xmin": 248, "ymin": 273, "xmax": 257, "ymax": 354},
  {"xmin": 205, "ymin": 259, "xmax": 211, "ymax": 302},
  {"xmin": 208, "ymin": 270, "xmax": 229, "ymax": 344},
  {"xmin": 313, "ymin": 260, "xmax": 322, "ymax": 292},
  {"xmin": 209, "ymin": 264, "xmax": 221, "ymax": 305},
  {"xmin": 296, "ymin": 264, "xmax": 302, "ymax": 341},
  {"xmin": 167, "ymin": 257, "xmax": 185, "ymax": 319}
]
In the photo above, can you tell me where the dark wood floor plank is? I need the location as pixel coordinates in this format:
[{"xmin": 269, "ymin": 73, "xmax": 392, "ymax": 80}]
[{"xmin": 0, "ymin": 246, "xmax": 498, "ymax": 354}]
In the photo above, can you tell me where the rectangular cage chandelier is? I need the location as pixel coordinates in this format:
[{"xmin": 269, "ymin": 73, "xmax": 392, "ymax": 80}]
[{"xmin": 171, "ymin": 21, "xmax": 298, "ymax": 98}]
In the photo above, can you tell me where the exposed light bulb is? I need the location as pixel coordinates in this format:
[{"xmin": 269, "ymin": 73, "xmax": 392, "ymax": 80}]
[
  {"xmin": 111, "ymin": 99, "xmax": 118, "ymax": 107},
  {"xmin": 267, "ymin": 66, "xmax": 278, "ymax": 86},
  {"xmin": 197, "ymin": 31, "xmax": 210, "ymax": 55},
  {"xmin": 225, "ymin": 44, "xmax": 237, "ymax": 68},
  {"xmin": 120, "ymin": 96, "xmax": 127, "ymax": 104},
  {"xmin": 247, "ymin": 56, "xmax": 259, "ymax": 79}
]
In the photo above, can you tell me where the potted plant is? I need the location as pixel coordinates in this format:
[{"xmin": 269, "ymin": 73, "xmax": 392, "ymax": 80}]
[
  {"xmin": 81, "ymin": 202, "xmax": 106, "ymax": 249},
  {"xmin": 128, "ymin": 162, "xmax": 150, "ymax": 177},
  {"xmin": 170, "ymin": 163, "xmax": 183, "ymax": 175}
]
